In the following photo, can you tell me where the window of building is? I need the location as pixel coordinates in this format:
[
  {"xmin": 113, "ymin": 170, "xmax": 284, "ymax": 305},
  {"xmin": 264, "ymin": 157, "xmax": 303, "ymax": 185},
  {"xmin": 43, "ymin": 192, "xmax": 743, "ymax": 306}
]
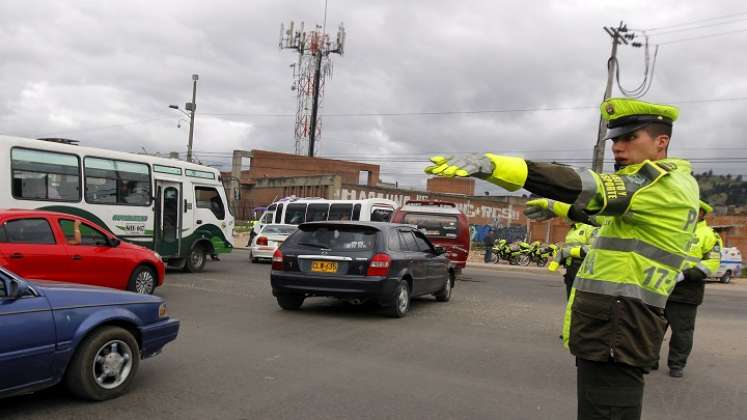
[
  {"xmin": 84, "ymin": 157, "xmax": 151, "ymax": 206},
  {"xmin": 4, "ymin": 218, "xmax": 56, "ymax": 244},
  {"xmin": 195, "ymin": 187, "xmax": 225, "ymax": 220},
  {"xmin": 11, "ymin": 148, "xmax": 81, "ymax": 202}
]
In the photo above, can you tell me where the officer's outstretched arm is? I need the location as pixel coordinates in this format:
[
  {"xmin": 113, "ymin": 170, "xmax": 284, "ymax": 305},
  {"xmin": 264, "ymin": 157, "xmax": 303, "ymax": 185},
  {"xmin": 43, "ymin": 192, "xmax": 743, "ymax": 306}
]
[{"xmin": 426, "ymin": 154, "xmax": 664, "ymax": 217}]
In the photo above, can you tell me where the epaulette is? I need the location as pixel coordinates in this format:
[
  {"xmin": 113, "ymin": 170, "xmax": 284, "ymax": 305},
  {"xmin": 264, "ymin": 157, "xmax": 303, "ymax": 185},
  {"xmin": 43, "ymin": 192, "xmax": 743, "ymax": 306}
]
[{"xmin": 656, "ymin": 161, "xmax": 677, "ymax": 172}]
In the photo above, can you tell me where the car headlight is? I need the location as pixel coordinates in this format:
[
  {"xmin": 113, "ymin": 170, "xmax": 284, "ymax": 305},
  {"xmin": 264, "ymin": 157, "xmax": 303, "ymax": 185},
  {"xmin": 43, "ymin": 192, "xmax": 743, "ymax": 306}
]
[
  {"xmin": 158, "ymin": 303, "xmax": 168, "ymax": 319},
  {"xmin": 152, "ymin": 250, "xmax": 163, "ymax": 261}
]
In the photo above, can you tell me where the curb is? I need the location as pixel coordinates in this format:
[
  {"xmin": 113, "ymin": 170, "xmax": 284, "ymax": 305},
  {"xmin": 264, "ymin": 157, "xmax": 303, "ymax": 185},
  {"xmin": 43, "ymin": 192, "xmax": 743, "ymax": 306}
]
[{"xmin": 464, "ymin": 262, "xmax": 558, "ymax": 275}]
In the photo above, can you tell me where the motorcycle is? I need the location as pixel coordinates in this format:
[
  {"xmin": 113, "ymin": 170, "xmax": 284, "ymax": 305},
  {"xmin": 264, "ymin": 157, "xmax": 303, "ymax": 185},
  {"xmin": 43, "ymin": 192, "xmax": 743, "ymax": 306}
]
[
  {"xmin": 528, "ymin": 242, "xmax": 558, "ymax": 267},
  {"xmin": 496, "ymin": 241, "xmax": 532, "ymax": 265}
]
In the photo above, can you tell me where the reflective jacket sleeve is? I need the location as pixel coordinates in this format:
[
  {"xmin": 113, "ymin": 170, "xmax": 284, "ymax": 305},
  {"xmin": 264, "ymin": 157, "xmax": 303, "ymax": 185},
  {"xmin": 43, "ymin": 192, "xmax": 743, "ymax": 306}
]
[
  {"xmin": 695, "ymin": 229, "xmax": 722, "ymax": 277},
  {"xmin": 523, "ymin": 161, "xmax": 668, "ymax": 217}
]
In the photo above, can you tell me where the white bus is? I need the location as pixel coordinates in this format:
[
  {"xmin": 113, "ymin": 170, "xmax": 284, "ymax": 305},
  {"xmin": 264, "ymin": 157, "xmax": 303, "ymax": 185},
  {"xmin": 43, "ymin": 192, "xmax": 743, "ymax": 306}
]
[
  {"xmin": 254, "ymin": 197, "xmax": 398, "ymax": 234},
  {"xmin": 0, "ymin": 135, "xmax": 234, "ymax": 272}
]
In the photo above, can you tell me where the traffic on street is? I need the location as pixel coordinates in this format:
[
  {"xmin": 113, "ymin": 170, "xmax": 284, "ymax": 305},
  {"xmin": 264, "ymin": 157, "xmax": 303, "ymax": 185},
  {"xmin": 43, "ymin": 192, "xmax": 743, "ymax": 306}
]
[{"xmin": 2, "ymin": 252, "xmax": 745, "ymax": 419}]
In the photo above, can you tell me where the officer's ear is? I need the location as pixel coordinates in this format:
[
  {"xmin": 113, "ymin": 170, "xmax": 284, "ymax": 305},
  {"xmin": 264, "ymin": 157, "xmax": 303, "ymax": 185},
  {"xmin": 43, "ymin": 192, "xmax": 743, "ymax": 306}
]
[{"xmin": 657, "ymin": 135, "xmax": 670, "ymax": 154}]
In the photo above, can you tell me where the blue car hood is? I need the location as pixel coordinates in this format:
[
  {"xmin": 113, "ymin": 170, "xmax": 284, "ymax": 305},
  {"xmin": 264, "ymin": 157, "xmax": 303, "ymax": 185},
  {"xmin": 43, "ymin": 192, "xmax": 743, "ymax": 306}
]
[{"xmin": 30, "ymin": 280, "xmax": 163, "ymax": 309}]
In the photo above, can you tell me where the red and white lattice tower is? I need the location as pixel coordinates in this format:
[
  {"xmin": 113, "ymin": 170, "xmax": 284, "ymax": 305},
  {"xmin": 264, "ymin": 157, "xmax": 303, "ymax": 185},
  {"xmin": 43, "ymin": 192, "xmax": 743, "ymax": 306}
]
[{"xmin": 280, "ymin": 21, "xmax": 345, "ymax": 156}]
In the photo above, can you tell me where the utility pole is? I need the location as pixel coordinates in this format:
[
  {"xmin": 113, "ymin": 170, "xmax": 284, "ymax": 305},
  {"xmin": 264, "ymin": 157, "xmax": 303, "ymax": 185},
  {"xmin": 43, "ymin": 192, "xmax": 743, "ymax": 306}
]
[
  {"xmin": 186, "ymin": 74, "xmax": 199, "ymax": 163},
  {"xmin": 592, "ymin": 22, "xmax": 628, "ymax": 172},
  {"xmin": 279, "ymin": 21, "xmax": 346, "ymax": 157},
  {"xmin": 169, "ymin": 74, "xmax": 199, "ymax": 163}
]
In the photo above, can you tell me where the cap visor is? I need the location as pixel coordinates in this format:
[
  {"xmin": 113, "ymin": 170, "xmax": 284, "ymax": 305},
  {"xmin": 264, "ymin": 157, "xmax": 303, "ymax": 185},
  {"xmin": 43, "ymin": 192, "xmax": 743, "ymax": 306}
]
[{"xmin": 604, "ymin": 123, "xmax": 649, "ymax": 140}]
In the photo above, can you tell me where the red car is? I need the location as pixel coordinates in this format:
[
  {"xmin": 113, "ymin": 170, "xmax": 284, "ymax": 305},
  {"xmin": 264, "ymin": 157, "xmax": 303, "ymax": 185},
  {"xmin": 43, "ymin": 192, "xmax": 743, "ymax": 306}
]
[
  {"xmin": 0, "ymin": 209, "xmax": 165, "ymax": 294},
  {"xmin": 391, "ymin": 200, "xmax": 471, "ymax": 272}
]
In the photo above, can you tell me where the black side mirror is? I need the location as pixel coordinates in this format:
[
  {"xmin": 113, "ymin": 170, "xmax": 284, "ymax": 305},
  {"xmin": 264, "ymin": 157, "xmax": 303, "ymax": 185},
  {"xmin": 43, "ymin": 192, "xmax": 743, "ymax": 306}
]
[
  {"xmin": 6, "ymin": 278, "xmax": 28, "ymax": 300},
  {"xmin": 434, "ymin": 246, "xmax": 446, "ymax": 256},
  {"xmin": 108, "ymin": 237, "xmax": 121, "ymax": 247}
]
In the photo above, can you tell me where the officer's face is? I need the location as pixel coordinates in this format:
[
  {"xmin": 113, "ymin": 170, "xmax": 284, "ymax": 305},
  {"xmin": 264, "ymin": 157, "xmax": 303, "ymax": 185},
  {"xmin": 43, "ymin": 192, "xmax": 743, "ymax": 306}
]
[{"xmin": 611, "ymin": 129, "xmax": 669, "ymax": 165}]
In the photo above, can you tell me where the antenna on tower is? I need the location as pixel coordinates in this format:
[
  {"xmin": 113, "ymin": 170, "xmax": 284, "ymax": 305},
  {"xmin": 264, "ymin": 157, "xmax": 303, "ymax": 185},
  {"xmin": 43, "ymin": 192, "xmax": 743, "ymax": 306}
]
[{"xmin": 279, "ymin": 16, "xmax": 346, "ymax": 156}]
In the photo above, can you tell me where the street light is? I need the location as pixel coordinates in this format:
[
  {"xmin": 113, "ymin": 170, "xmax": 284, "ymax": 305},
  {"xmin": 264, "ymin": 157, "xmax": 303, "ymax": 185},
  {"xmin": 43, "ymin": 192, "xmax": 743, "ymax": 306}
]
[{"xmin": 168, "ymin": 74, "xmax": 199, "ymax": 162}]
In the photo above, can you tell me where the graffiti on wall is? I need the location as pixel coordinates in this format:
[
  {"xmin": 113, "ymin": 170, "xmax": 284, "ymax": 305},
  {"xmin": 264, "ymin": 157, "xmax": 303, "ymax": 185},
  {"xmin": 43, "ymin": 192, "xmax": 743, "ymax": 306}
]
[{"xmin": 338, "ymin": 186, "xmax": 523, "ymax": 224}]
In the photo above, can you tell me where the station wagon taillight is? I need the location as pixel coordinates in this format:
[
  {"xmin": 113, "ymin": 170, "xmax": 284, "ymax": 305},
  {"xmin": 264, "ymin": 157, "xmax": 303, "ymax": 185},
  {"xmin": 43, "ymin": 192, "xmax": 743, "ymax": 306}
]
[
  {"xmin": 272, "ymin": 249, "xmax": 284, "ymax": 270},
  {"xmin": 367, "ymin": 253, "xmax": 391, "ymax": 277},
  {"xmin": 256, "ymin": 236, "xmax": 268, "ymax": 246}
]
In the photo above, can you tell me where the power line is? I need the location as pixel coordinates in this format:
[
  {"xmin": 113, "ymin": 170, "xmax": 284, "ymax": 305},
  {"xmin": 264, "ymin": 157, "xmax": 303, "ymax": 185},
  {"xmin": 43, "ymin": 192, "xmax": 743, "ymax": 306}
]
[
  {"xmin": 644, "ymin": 12, "xmax": 747, "ymax": 32},
  {"xmin": 197, "ymin": 95, "xmax": 747, "ymax": 120},
  {"xmin": 646, "ymin": 18, "xmax": 747, "ymax": 36},
  {"xmin": 657, "ymin": 27, "xmax": 747, "ymax": 45},
  {"xmin": 29, "ymin": 94, "xmax": 747, "ymax": 139}
]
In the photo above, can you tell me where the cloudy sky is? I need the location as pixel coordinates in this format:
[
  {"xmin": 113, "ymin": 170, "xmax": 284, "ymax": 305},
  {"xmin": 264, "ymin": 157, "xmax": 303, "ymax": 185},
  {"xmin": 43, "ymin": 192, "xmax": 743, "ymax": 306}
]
[{"xmin": 2, "ymin": 0, "xmax": 746, "ymax": 191}]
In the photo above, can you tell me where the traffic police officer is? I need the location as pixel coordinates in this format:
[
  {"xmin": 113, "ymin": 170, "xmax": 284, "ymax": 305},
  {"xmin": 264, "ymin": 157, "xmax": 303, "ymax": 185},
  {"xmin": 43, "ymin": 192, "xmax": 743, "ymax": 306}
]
[
  {"xmin": 659, "ymin": 200, "xmax": 722, "ymax": 378},
  {"xmin": 425, "ymin": 98, "xmax": 699, "ymax": 420}
]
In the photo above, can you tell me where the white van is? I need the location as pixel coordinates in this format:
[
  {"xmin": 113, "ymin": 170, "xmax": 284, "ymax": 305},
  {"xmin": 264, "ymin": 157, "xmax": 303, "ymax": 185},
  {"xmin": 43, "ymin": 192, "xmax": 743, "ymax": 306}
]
[
  {"xmin": 714, "ymin": 247, "xmax": 742, "ymax": 284},
  {"xmin": 254, "ymin": 197, "xmax": 398, "ymax": 235}
]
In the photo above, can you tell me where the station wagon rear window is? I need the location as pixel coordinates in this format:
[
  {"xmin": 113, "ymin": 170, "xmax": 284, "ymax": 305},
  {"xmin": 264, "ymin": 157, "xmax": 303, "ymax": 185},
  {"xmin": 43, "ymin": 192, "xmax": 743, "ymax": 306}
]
[
  {"xmin": 293, "ymin": 226, "xmax": 377, "ymax": 250},
  {"xmin": 402, "ymin": 213, "xmax": 459, "ymax": 239}
]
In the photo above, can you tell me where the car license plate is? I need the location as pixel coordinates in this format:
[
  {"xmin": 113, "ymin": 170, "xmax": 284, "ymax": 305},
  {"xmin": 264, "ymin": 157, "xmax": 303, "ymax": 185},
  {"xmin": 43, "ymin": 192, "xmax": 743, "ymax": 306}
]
[{"xmin": 311, "ymin": 261, "xmax": 337, "ymax": 273}]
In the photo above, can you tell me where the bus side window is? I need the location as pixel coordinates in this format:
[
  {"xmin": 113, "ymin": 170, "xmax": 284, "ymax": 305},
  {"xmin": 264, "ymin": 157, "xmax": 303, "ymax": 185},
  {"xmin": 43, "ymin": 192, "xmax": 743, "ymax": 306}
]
[
  {"xmin": 371, "ymin": 208, "xmax": 393, "ymax": 222},
  {"xmin": 285, "ymin": 203, "xmax": 308, "ymax": 225},
  {"xmin": 195, "ymin": 187, "xmax": 226, "ymax": 220},
  {"xmin": 306, "ymin": 203, "xmax": 330, "ymax": 222},
  {"xmin": 352, "ymin": 204, "xmax": 362, "ymax": 221},
  {"xmin": 329, "ymin": 204, "xmax": 353, "ymax": 220},
  {"xmin": 11, "ymin": 148, "xmax": 81, "ymax": 202},
  {"xmin": 275, "ymin": 203, "xmax": 284, "ymax": 224}
]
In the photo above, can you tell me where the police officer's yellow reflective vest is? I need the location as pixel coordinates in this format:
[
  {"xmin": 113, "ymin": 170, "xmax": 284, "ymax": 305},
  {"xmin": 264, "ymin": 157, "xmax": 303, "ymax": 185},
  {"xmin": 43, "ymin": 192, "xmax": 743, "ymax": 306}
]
[
  {"xmin": 561, "ymin": 223, "xmax": 595, "ymax": 266},
  {"xmin": 689, "ymin": 220, "xmax": 722, "ymax": 277},
  {"xmin": 562, "ymin": 158, "xmax": 700, "ymax": 346}
]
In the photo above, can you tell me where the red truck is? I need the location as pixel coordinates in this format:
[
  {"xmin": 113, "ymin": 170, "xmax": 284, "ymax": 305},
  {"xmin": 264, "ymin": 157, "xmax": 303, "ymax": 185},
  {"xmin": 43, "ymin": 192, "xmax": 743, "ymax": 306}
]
[{"xmin": 391, "ymin": 200, "xmax": 470, "ymax": 272}]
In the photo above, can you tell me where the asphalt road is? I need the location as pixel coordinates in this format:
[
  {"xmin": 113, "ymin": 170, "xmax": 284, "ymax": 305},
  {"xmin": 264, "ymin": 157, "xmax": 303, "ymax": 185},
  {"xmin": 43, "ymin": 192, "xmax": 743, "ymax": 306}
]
[{"xmin": 3, "ymin": 251, "xmax": 747, "ymax": 420}]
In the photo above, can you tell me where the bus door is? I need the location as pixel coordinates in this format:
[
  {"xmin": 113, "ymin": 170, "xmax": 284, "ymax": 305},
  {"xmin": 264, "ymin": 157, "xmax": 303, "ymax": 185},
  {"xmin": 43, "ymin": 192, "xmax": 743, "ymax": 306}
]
[{"xmin": 154, "ymin": 180, "xmax": 182, "ymax": 257}]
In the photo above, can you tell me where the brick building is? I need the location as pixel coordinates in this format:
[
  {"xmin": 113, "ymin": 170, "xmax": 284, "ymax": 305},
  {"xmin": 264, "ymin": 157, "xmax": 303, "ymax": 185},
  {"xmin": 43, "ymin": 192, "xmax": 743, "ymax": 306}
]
[
  {"xmin": 427, "ymin": 177, "xmax": 475, "ymax": 195},
  {"xmin": 224, "ymin": 149, "xmax": 747, "ymax": 263}
]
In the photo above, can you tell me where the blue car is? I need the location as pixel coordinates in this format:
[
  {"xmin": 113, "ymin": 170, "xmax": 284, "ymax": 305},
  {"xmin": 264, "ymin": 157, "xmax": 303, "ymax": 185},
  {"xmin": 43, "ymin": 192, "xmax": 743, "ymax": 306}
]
[{"xmin": 0, "ymin": 267, "xmax": 179, "ymax": 400}]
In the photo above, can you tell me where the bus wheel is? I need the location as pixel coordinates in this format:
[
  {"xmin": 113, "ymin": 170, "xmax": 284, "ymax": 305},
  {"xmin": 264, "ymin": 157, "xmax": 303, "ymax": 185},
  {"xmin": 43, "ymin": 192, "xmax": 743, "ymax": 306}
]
[{"xmin": 184, "ymin": 246, "xmax": 207, "ymax": 273}]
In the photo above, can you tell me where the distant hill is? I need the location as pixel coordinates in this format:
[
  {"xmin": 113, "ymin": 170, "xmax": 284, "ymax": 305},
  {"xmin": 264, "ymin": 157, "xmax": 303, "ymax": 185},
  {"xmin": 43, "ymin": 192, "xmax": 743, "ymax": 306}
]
[{"xmin": 695, "ymin": 171, "xmax": 747, "ymax": 207}]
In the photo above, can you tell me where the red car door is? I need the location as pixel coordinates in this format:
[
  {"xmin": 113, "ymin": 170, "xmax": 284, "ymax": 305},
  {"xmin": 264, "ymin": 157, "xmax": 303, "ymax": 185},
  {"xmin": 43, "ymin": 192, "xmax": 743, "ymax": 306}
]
[
  {"xmin": 55, "ymin": 218, "xmax": 132, "ymax": 289},
  {"xmin": 0, "ymin": 217, "xmax": 72, "ymax": 281}
]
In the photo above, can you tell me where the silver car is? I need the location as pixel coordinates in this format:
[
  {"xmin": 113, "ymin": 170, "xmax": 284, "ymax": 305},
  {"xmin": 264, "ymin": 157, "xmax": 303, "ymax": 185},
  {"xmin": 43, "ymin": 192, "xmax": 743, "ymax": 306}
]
[{"xmin": 250, "ymin": 224, "xmax": 298, "ymax": 263}]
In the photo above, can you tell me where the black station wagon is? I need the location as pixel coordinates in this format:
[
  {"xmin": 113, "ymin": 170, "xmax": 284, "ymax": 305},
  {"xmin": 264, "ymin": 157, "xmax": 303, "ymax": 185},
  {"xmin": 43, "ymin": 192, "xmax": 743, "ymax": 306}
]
[{"xmin": 270, "ymin": 221, "xmax": 454, "ymax": 317}]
